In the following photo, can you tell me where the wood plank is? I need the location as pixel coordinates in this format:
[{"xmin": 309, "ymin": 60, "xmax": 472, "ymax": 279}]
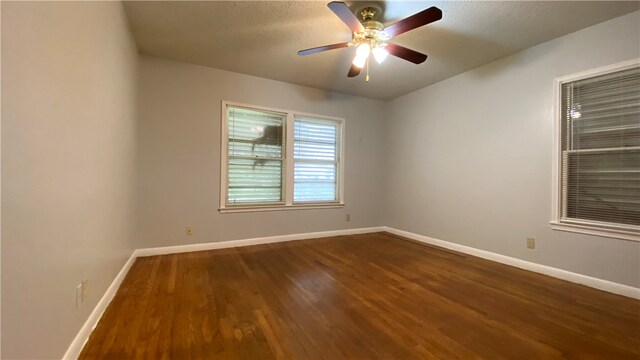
[{"xmin": 80, "ymin": 233, "xmax": 640, "ymax": 359}]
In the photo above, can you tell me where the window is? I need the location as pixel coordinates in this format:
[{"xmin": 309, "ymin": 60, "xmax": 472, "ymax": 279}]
[
  {"xmin": 551, "ymin": 60, "xmax": 640, "ymax": 241},
  {"xmin": 226, "ymin": 106, "xmax": 285, "ymax": 205},
  {"xmin": 294, "ymin": 116, "xmax": 340, "ymax": 203},
  {"xmin": 220, "ymin": 101, "xmax": 344, "ymax": 212}
]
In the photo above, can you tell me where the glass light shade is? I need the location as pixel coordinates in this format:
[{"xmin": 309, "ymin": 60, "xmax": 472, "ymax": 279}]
[
  {"xmin": 352, "ymin": 55, "xmax": 367, "ymax": 69},
  {"xmin": 355, "ymin": 43, "xmax": 370, "ymax": 58},
  {"xmin": 372, "ymin": 47, "xmax": 389, "ymax": 64},
  {"xmin": 352, "ymin": 44, "xmax": 370, "ymax": 68}
]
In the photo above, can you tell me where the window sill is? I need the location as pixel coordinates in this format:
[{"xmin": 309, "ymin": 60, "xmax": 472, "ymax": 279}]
[
  {"xmin": 550, "ymin": 221, "xmax": 640, "ymax": 242},
  {"xmin": 219, "ymin": 203, "xmax": 344, "ymax": 214}
]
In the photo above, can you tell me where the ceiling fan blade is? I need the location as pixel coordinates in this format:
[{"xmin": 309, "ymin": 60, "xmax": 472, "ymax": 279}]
[
  {"xmin": 347, "ymin": 63, "xmax": 361, "ymax": 77},
  {"xmin": 386, "ymin": 43, "xmax": 428, "ymax": 64},
  {"xmin": 384, "ymin": 6, "xmax": 442, "ymax": 37},
  {"xmin": 328, "ymin": 1, "xmax": 364, "ymax": 33},
  {"xmin": 298, "ymin": 42, "xmax": 350, "ymax": 56}
]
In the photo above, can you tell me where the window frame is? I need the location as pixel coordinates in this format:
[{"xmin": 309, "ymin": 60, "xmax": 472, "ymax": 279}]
[
  {"xmin": 550, "ymin": 59, "xmax": 640, "ymax": 242},
  {"xmin": 220, "ymin": 100, "xmax": 345, "ymax": 213}
]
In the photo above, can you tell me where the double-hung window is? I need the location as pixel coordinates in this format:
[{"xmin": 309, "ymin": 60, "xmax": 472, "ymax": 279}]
[
  {"xmin": 220, "ymin": 101, "xmax": 344, "ymax": 212},
  {"xmin": 294, "ymin": 116, "xmax": 341, "ymax": 203},
  {"xmin": 551, "ymin": 60, "xmax": 640, "ymax": 241},
  {"xmin": 225, "ymin": 106, "xmax": 285, "ymax": 205}
]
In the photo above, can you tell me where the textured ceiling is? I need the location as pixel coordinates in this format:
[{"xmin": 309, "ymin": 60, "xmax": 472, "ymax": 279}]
[{"xmin": 123, "ymin": 1, "xmax": 640, "ymax": 100}]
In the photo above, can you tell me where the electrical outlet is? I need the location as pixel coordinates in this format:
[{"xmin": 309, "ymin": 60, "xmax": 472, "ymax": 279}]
[
  {"xmin": 527, "ymin": 237, "xmax": 536, "ymax": 249},
  {"xmin": 81, "ymin": 279, "xmax": 88, "ymax": 302},
  {"xmin": 186, "ymin": 226, "xmax": 192, "ymax": 236},
  {"xmin": 346, "ymin": 214, "xmax": 351, "ymax": 222}
]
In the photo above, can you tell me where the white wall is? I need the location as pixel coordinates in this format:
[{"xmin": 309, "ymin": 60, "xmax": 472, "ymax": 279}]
[
  {"xmin": 135, "ymin": 56, "xmax": 386, "ymax": 249},
  {"xmin": 1, "ymin": 2, "xmax": 139, "ymax": 358},
  {"xmin": 384, "ymin": 11, "xmax": 640, "ymax": 287}
]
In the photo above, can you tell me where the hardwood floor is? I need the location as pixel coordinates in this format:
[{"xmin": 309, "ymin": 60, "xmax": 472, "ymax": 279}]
[{"xmin": 80, "ymin": 232, "xmax": 640, "ymax": 359}]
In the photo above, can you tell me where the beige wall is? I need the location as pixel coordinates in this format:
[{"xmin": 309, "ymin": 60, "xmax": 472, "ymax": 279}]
[
  {"xmin": 384, "ymin": 11, "xmax": 640, "ymax": 287},
  {"xmin": 1, "ymin": 2, "xmax": 138, "ymax": 358},
  {"xmin": 135, "ymin": 56, "xmax": 386, "ymax": 249}
]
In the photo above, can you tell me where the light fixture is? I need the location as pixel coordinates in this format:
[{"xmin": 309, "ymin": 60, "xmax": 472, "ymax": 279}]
[
  {"xmin": 297, "ymin": 2, "xmax": 442, "ymax": 82},
  {"xmin": 352, "ymin": 43, "xmax": 370, "ymax": 68},
  {"xmin": 372, "ymin": 47, "xmax": 388, "ymax": 64}
]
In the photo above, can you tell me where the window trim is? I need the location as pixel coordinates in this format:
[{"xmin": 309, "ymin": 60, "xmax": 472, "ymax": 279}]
[
  {"xmin": 550, "ymin": 58, "xmax": 640, "ymax": 242},
  {"xmin": 220, "ymin": 100, "xmax": 345, "ymax": 213}
]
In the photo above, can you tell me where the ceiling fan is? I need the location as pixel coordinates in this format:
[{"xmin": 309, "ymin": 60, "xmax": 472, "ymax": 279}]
[{"xmin": 298, "ymin": 1, "xmax": 442, "ymax": 80}]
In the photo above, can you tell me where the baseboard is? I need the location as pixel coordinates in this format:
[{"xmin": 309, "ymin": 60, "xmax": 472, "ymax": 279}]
[
  {"xmin": 62, "ymin": 251, "xmax": 138, "ymax": 360},
  {"xmin": 134, "ymin": 226, "xmax": 386, "ymax": 257},
  {"xmin": 383, "ymin": 226, "xmax": 640, "ymax": 300}
]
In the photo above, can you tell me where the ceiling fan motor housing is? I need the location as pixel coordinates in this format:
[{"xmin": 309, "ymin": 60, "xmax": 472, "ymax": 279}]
[
  {"xmin": 362, "ymin": 20, "xmax": 384, "ymax": 31},
  {"xmin": 360, "ymin": 7, "xmax": 377, "ymax": 21},
  {"xmin": 352, "ymin": 6, "xmax": 390, "ymax": 47},
  {"xmin": 353, "ymin": 21, "xmax": 390, "ymax": 47}
]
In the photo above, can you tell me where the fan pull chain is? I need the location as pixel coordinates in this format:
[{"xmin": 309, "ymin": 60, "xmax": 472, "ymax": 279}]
[{"xmin": 365, "ymin": 57, "xmax": 370, "ymax": 83}]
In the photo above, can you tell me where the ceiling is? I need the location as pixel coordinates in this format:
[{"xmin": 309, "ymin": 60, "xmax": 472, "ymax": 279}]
[{"xmin": 123, "ymin": 1, "xmax": 640, "ymax": 101}]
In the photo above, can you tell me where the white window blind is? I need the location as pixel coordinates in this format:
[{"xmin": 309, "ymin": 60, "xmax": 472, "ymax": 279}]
[
  {"xmin": 560, "ymin": 65, "xmax": 640, "ymax": 229},
  {"xmin": 226, "ymin": 106, "xmax": 285, "ymax": 204},
  {"xmin": 294, "ymin": 117, "xmax": 340, "ymax": 202}
]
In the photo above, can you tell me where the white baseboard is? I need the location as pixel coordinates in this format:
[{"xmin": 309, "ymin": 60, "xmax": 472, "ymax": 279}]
[
  {"xmin": 134, "ymin": 226, "xmax": 386, "ymax": 257},
  {"xmin": 383, "ymin": 226, "xmax": 640, "ymax": 300},
  {"xmin": 62, "ymin": 252, "xmax": 138, "ymax": 360},
  {"xmin": 62, "ymin": 225, "xmax": 639, "ymax": 359}
]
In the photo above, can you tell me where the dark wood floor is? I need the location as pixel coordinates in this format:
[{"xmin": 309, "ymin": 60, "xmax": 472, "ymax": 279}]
[{"xmin": 80, "ymin": 232, "xmax": 640, "ymax": 359}]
